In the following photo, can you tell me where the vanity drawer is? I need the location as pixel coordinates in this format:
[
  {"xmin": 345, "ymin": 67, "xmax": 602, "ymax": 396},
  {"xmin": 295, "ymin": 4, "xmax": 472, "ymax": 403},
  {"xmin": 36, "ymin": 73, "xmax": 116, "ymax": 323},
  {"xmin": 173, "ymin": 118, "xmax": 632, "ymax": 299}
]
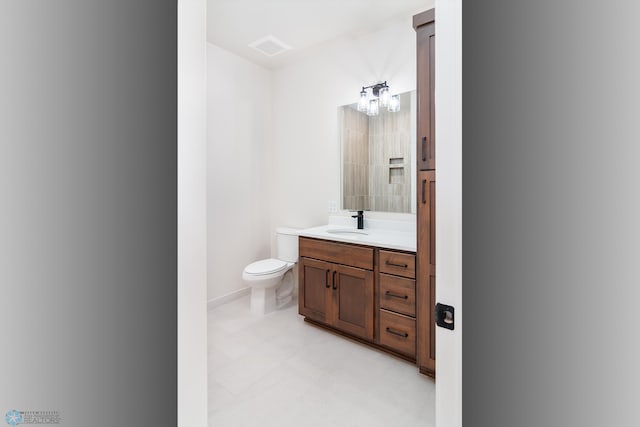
[
  {"xmin": 379, "ymin": 250, "xmax": 416, "ymax": 278},
  {"xmin": 379, "ymin": 274, "xmax": 416, "ymax": 317},
  {"xmin": 299, "ymin": 237, "xmax": 374, "ymax": 270},
  {"xmin": 379, "ymin": 309, "xmax": 416, "ymax": 358}
]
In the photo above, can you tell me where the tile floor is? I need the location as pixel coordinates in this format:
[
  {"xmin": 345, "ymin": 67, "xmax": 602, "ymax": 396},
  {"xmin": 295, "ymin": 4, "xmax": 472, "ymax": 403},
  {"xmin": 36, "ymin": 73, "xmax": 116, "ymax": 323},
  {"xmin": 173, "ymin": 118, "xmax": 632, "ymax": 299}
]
[{"xmin": 208, "ymin": 295, "xmax": 435, "ymax": 427}]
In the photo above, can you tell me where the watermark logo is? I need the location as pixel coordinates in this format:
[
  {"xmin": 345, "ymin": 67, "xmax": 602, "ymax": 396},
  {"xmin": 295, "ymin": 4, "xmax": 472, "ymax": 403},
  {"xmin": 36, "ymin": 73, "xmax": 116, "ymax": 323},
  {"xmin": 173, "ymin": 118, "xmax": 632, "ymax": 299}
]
[
  {"xmin": 4, "ymin": 410, "xmax": 60, "ymax": 425},
  {"xmin": 5, "ymin": 411, "xmax": 23, "ymax": 426}
]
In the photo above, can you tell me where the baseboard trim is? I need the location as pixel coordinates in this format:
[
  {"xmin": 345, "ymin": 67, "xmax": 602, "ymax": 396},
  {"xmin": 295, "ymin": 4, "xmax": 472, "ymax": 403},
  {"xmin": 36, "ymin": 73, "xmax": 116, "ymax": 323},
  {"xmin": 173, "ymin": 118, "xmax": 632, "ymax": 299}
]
[{"xmin": 207, "ymin": 287, "xmax": 251, "ymax": 310}]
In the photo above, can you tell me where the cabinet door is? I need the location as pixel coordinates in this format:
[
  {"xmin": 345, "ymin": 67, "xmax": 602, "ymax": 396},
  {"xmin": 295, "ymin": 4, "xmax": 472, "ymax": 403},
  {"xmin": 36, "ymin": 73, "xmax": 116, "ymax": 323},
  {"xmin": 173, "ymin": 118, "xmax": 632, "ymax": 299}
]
[
  {"xmin": 299, "ymin": 257, "xmax": 331, "ymax": 324},
  {"xmin": 417, "ymin": 170, "xmax": 436, "ymax": 375},
  {"xmin": 416, "ymin": 19, "xmax": 435, "ymax": 171},
  {"xmin": 331, "ymin": 264, "xmax": 374, "ymax": 341}
]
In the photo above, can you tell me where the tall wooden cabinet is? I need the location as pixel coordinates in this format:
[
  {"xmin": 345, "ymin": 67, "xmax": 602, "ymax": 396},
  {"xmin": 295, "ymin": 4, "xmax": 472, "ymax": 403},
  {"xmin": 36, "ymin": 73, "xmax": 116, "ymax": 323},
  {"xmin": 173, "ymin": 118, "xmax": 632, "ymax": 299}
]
[{"xmin": 414, "ymin": 9, "xmax": 437, "ymax": 378}]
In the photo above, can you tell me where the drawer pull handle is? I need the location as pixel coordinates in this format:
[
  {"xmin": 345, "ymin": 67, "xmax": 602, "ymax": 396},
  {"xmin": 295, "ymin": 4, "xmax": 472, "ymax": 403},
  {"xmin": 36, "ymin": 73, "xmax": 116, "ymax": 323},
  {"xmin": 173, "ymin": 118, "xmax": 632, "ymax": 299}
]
[
  {"xmin": 385, "ymin": 291, "xmax": 409, "ymax": 300},
  {"xmin": 325, "ymin": 269, "xmax": 330, "ymax": 288},
  {"xmin": 385, "ymin": 327, "xmax": 409, "ymax": 338},
  {"xmin": 385, "ymin": 260, "xmax": 408, "ymax": 268},
  {"xmin": 332, "ymin": 271, "xmax": 337, "ymax": 290}
]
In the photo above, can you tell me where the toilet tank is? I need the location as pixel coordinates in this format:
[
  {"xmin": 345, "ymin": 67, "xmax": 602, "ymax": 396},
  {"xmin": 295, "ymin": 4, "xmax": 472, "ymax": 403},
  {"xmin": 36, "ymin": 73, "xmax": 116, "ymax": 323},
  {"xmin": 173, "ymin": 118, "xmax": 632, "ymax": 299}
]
[{"xmin": 276, "ymin": 227, "xmax": 299, "ymax": 263}]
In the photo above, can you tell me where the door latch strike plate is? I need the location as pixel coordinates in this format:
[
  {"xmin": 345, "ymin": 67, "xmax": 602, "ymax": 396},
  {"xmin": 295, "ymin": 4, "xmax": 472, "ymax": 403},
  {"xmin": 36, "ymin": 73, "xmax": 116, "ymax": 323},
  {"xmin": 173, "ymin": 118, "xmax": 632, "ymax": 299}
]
[{"xmin": 435, "ymin": 303, "xmax": 455, "ymax": 330}]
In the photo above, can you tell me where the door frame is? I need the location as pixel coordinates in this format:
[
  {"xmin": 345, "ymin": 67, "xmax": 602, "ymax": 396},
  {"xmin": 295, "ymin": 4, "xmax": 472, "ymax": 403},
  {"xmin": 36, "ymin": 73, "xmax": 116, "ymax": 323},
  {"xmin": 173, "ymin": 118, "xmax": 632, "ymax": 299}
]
[{"xmin": 434, "ymin": 1, "xmax": 462, "ymax": 426}]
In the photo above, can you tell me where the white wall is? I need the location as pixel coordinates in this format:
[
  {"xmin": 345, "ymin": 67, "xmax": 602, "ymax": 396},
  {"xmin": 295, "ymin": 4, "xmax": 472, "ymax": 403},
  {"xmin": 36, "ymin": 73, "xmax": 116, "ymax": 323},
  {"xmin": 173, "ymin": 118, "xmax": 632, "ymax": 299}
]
[
  {"xmin": 178, "ymin": 0, "xmax": 208, "ymax": 426},
  {"xmin": 205, "ymin": 15, "xmax": 428, "ymax": 289},
  {"xmin": 435, "ymin": 1, "xmax": 462, "ymax": 426},
  {"xmin": 207, "ymin": 43, "xmax": 273, "ymax": 301},
  {"xmin": 270, "ymin": 16, "xmax": 428, "ymax": 240}
]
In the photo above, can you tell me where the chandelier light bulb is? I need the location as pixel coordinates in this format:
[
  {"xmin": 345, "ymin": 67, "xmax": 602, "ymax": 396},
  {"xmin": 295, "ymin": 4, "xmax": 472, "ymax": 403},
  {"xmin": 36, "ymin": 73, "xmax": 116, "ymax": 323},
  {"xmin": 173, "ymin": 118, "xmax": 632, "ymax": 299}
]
[
  {"xmin": 388, "ymin": 94, "xmax": 400, "ymax": 112},
  {"xmin": 367, "ymin": 98, "xmax": 379, "ymax": 116},
  {"xmin": 357, "ymin": 90, "xmax": 368, "ymax": 112},
  {"xmin": 379, "ymin": 86, "xmax": 390, "ymax": 107}
]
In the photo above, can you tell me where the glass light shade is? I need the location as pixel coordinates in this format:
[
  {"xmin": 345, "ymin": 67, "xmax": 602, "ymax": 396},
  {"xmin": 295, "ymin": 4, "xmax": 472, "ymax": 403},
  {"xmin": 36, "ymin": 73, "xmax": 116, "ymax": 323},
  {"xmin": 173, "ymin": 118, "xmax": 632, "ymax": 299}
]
[
  {"xmin": 367, "ymin": 98, "xmax": 379, "ymax": 116},
  {"xmin": 357, "ymin": 91, "xmax": 368, "ymax": 112},
  {"xmin": 379, "ymin": 86, "xmax": 390, "ymax": 107},
  {"xmin": 388, "ymin": 94, "xmax": 400, "ymax": 112}
]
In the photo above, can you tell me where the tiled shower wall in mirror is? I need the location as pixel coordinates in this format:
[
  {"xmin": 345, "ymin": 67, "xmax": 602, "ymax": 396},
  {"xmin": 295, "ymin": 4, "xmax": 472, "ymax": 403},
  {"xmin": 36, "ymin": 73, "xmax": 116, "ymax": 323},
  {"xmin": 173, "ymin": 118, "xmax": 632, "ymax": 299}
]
[{"xmin": 342, "ymin": 106, "xmax": 370, "ymax": 210}]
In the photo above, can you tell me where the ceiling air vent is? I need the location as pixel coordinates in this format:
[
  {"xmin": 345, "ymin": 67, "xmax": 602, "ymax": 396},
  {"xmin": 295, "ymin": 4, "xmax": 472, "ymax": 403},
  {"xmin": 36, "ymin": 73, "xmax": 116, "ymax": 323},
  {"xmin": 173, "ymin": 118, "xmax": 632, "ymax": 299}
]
[{"xmin": 248, "ymin": 35, "xmax": 292, "ymax": 57}]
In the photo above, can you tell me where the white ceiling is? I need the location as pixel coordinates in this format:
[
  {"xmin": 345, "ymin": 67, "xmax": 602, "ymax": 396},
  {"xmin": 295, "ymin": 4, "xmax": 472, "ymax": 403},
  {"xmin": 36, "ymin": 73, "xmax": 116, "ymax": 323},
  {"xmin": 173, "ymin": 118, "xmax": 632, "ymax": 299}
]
[{"xmin": 207, "ymin": 0, "xmax": 433, "ymax": 69}]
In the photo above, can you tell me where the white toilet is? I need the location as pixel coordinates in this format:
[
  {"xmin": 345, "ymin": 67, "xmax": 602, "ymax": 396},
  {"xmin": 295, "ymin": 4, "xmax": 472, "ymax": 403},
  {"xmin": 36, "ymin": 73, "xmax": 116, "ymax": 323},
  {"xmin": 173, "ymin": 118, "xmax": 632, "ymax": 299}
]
[{"xmin": 242, "ymin": 227, "xmax": 299, "ymax": 316}]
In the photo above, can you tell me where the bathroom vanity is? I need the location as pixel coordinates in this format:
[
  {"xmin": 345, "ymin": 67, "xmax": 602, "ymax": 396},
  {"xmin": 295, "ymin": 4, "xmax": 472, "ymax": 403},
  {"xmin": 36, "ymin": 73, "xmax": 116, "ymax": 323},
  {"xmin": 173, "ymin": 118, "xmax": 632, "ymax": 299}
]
[{"xmin": 297, "ymin": 221, "xmax": 433, "ymax": 377}]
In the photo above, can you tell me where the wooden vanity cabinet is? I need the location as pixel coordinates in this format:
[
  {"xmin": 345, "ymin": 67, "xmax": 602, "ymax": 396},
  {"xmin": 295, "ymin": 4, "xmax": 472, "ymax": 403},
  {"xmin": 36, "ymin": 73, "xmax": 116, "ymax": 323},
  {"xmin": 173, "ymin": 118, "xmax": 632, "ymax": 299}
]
[
  {"xmin": 299, "ymin": 236, "xmax": 421, "ymax": 362},
  {"xmin": 299, "ymin": 237, "xmax": 374, "ymax": 341}
]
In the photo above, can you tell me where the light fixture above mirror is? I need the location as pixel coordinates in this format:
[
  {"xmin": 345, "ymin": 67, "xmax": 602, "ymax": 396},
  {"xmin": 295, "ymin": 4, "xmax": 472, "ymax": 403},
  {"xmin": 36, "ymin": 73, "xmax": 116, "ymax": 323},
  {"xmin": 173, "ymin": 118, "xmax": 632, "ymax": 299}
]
[{"xmin": 356, "ymin": 81, "xmax": 400, "ymax": 116}]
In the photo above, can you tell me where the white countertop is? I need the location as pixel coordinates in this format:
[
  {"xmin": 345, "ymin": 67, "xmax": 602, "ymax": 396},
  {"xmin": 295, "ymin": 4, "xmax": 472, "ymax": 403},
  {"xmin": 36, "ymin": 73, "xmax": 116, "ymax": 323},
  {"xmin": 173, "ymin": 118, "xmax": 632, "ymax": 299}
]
[{"xmin": 297, "ymin": 216, "xmax": 416, "ymax": 252}]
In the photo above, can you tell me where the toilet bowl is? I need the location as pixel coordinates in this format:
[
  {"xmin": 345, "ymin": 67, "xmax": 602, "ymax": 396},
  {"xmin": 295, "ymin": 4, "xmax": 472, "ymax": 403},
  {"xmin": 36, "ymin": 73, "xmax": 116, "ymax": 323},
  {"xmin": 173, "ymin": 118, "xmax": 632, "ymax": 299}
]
[{"xmin": 242, "ymin": 227, "xmax": 299, "ymax": 315}]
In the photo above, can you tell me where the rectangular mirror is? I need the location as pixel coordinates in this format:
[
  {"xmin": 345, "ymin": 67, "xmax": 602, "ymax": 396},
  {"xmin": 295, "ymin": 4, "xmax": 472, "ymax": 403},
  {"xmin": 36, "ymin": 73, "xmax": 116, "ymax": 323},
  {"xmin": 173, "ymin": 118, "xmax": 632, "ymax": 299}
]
[{"xmin": 339, "ymin": 90, "xmax": 416, "ymax": 214}]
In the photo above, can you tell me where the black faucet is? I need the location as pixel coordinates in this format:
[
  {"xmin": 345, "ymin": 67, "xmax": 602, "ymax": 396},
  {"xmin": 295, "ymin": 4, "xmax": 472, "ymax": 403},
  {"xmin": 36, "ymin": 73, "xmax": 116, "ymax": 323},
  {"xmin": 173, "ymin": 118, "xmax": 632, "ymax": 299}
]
[{"xmin": 351, "ymin": 210, "xmax": 365, "ymax": 229}]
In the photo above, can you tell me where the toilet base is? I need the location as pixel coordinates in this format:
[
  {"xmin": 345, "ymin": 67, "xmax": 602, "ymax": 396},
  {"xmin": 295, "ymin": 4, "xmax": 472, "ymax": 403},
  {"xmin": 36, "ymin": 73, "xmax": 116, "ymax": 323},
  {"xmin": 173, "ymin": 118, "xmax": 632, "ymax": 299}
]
[
  {"xmin": 277, "ymin": 294, "xmax": 292, "ymax": 308},
  {"xmin": 248, "ymin": 269, "xmax": 295, "ymax": 316},
  {"xmin": 249, "ymin": 286, "xmax": 293, "ymax": 315},
  {"xmin": 250, "ymin": 287, "xmax": 278, "ymax": 316}
]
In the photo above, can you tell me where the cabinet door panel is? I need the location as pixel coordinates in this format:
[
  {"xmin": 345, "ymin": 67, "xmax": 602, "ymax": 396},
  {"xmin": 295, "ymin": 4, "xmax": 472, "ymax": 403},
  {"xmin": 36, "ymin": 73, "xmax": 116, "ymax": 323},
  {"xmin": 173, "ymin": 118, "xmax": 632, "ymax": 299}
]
[
  {"xmin": 332, "ymin": 264, "xmax": 374, "ymax": 341},
  {"xmin": 417, "ymin": 170, "xmax": 436, "ymax": 374},
  {"xmin": 416, "ymin": 21, "xmax": 435, "ymax": 171},
  {"xmin": 299, "ymin": 257, "xmax": 331, "ymax": 324}
]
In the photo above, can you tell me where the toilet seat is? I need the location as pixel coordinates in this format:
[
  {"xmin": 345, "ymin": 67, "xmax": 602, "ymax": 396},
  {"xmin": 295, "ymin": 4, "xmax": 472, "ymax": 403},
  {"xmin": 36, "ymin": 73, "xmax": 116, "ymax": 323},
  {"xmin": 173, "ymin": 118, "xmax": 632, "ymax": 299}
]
[{"xmin": 244, "ymin": 258, "xmax": 288, "ymax": 276}]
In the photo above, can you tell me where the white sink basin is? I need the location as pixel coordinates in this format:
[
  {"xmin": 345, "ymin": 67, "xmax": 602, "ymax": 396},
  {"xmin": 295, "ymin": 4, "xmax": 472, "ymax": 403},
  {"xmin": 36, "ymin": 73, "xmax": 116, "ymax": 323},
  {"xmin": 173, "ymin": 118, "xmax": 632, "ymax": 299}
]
[{"xmin": 325, "ymin": 228, "xmax": 369, "ymax": 236}]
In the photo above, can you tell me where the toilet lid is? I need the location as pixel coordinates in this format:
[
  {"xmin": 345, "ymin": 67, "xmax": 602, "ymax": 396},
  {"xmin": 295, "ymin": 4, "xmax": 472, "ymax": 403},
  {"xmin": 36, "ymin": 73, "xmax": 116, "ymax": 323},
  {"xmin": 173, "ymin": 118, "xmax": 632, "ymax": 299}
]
[{"xmin": 245, "ymin": 259, "xmax": 288, "ymax": 275}]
